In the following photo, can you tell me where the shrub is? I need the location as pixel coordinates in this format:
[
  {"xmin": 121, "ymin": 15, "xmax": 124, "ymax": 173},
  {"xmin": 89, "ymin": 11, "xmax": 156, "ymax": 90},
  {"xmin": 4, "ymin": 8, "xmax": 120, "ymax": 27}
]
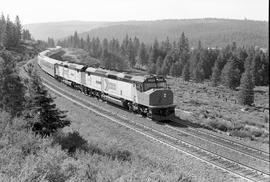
[
  {"xmin": 110, "ymin": 150, "xmax": 132, "ymax": 162},
  {"xmin": 230, "ymin": 129, "xmax": 253, "ymax": 139},
  {"xmin": 244, "ymin": 125, "xmax": 265, "ymax": 137},
  {"xmin": 53, "ymin": 131, "xmax": 88, "ymax": 154},
  {"xmin": 207, "ymin": 118, "xmax": 233, "ymax": 132}
]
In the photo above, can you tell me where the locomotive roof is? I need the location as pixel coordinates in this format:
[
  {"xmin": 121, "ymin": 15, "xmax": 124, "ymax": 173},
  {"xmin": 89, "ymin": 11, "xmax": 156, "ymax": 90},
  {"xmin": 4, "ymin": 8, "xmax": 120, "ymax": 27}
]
[
  {"xmin": 85, "ymin": 66, "xmax": 148, "ymax": 83},
  {"xmin": 67, "ymin": 63, "xmax": 84, "ymax": 70},
  {"xmin": 43, "ymin": 48, "xmax": 163, "ymax": 83}
]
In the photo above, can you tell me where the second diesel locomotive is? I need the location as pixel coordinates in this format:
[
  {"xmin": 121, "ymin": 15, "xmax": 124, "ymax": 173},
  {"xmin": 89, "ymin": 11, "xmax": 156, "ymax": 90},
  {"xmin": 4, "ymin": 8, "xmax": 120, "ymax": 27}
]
[{"xmin": 38, "ymin": 48, "xmax": 175, "ymax": 121}]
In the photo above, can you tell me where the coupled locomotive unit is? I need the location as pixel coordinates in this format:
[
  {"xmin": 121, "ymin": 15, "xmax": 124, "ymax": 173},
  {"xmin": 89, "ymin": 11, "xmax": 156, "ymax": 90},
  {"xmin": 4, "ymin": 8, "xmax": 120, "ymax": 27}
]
[{"xmin": 38, "ymin": 48, "xmax": 175, "ymax": 121}]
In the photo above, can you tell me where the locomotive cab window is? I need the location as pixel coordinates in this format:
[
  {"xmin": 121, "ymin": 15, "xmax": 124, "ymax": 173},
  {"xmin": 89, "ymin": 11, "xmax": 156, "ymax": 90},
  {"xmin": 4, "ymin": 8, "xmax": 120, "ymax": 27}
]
[
  {"xmin": 136, "ymin": 83, "xmax": 143, "ymax": 92},
  {"xmin": 143, "ymin": 77, "xmax": 167, "ymax": 91}
]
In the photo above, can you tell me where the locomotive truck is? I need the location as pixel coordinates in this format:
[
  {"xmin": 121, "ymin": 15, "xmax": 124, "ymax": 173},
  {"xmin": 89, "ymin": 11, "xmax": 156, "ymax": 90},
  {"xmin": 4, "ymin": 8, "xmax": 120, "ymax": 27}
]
[{"xmin": 38, "ymin": 48, "xmax": 175, "ymax": 121}]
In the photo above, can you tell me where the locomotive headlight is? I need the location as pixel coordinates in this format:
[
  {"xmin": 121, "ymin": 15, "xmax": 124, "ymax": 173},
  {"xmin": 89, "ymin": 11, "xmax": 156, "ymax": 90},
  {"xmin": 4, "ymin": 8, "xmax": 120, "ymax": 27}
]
[{"xmin": 164, "ymin": 93, "xmax": 167, "ymax": 98}]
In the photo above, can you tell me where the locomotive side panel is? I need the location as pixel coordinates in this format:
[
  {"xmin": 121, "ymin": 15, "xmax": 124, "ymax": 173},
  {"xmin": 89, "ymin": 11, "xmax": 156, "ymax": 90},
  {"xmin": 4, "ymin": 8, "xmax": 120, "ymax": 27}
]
[
  {"xmin": 87, "ymin": 74, "xmax": 102, "ymax": 91},
  {"xmin": 56, "ymin": 64, "xmax": 64, "ymax": 78},
  {"xmin": 102, "ymin": 77, "xmax": 134, "ymax": 101},
  {"xmin": 68, "ymin": 68, "xmax": 81, "ymax": 84}
]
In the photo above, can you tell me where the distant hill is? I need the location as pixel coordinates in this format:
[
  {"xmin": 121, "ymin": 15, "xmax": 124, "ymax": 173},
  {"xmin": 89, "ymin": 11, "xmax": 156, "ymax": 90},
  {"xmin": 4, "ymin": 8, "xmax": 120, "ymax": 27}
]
[
  {"xmin": 23, "ymin": 21, "xmax": 112, "ymax": 40},
  {"xmin": 25, "ymin": 19, "xmax": 268, "ymax": 48},
  {"xmin": 80, "ymin": 19, "xmax": 269, "ymax": 47},
  {"xmin": 79, "ymin": 19, "xmax": 268, "ymax": 47}
]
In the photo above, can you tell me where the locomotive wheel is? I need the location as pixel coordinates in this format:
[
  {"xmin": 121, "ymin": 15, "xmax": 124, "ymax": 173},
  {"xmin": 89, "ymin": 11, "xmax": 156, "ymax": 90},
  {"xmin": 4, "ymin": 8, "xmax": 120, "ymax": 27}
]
[{"xmin": 128, "ymin": 103, "xmax": 133, "ymax": 112}]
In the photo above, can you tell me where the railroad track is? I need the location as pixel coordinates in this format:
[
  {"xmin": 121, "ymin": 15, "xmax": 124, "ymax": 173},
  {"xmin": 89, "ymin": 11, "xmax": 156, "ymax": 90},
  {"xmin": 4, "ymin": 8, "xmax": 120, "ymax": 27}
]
[
  {"xmin": 165, "ymin": 120, "xmax": 270, "ymax": 163},
  {"xmin": 40, "ymin": 75, "xmax": 270, "ymax": 182}
]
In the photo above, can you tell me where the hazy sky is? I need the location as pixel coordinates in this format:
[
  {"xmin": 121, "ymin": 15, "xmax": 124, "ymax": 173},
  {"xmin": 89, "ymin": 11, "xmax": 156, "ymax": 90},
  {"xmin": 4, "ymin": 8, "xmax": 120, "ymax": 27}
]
[{"xmin": 1, "ymin": 0, "xmax": 268, "ymax": 24}]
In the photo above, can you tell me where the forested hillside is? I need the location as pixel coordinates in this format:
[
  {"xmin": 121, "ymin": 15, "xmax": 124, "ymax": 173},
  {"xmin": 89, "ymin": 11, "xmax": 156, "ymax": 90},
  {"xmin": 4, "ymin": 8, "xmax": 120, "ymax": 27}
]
[
  {"xmin": 79, "ymin": 19, "xmax": 268, "ymax": 48},
  {"xmin": 0, "ymin": 14, "xmax": 47, "ymax": 60}
]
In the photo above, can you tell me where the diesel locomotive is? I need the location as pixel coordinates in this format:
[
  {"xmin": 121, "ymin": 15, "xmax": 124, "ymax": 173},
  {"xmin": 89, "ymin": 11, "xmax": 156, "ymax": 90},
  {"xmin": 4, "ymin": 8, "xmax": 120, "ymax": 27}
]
[{"xmin": 38, "ymin": 48, "xmax": 175, "ymax": 121}]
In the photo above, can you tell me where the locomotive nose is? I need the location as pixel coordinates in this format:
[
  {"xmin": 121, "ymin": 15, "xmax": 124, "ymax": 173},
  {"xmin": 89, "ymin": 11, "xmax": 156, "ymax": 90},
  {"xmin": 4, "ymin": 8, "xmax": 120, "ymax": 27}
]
[{"xmin": 149, "ymin": 89, "xmax": 174, "ymax": 106}]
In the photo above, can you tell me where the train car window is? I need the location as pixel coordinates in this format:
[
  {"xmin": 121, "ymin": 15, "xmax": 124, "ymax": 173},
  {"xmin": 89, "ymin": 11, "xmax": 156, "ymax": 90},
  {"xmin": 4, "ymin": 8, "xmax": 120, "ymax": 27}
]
[
  {"xmin": 108, "ymin": 74, "xmax": 117, "ymax": 80},
  {"xmin": 145, "ymin": 81, "xmax": 157, "ymax": 90}
]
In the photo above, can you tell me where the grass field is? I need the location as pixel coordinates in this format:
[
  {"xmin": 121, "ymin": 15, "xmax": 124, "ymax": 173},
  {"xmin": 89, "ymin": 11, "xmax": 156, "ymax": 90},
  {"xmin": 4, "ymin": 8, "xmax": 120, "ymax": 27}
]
[{"xmin": 168, "ymin": 77, "xmax": 269, "ymax": 144}]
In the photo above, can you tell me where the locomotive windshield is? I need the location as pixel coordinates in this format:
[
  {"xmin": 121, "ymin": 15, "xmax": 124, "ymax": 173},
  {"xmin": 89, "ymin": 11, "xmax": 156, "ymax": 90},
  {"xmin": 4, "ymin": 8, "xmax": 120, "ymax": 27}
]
[{"xmin": 143, "ymin": 77, "xmax": 167, "ymax": 91}]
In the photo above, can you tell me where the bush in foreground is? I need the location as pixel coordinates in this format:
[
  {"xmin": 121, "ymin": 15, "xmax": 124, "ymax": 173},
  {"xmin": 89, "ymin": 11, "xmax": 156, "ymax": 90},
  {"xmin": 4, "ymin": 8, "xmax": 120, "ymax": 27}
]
[
  {"xmin": 0, "ymin": 113, "xmax": 192, "ymax": 182},
  {"xmin": 24, "ymin": 67, "xmax": 70, "ymax": 136}
]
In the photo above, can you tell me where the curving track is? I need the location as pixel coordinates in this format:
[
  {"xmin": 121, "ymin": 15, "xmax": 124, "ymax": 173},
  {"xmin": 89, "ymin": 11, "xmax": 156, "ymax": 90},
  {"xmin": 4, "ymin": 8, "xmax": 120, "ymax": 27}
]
[
  {"xmin": 38, "ymin": 67, "xmax": 270, "ymax": 182},
  {"xmin": 166, "ymin": 120, "xmax": 269, "ymax": 163}
]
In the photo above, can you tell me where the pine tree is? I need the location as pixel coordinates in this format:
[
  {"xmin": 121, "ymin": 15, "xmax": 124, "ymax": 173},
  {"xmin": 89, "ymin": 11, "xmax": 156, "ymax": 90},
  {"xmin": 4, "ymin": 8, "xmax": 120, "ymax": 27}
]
[
  {"xmin": 25, "ymin": 67, "xmax": 70, "ymax": 136},
  {"xmin": 127, "ymin": 38, "xmax": 136, "ymax": 67},
  {"xmin": 4, "ymin": 16, "xmax": 15, "ymax": 48},
  {"xmin": 211, "ymin": 62, "xmax": 221, "ymax": 86},
  {"xmin": 22, "ymin": 29, "xmax": 31, "ymax": 40},
  {"xmin": 221, "ymin": 59, "xmax": 240, "ymax": 89},
  {"xmin": 47, "ymin": 37, "xmax": 55, "ymax": 47},
  {"xmin": 169, "ymin": 63, "xmax": 177, "ymax": 77},
  {"xmin": 238, "ymin": 63, "xmax": 254, "ymax": 106},
  {"xmin": 169, "ymin": 62, "xmax": 181, "ymax": 77},
  {"xmin": 148, "ymin": 62, "xmax": 156, "ymax": 74},
  {"xmin": 161, "ymin": 37, "xmax": 172, "ymax": 55},
  {"xmin": 251, "ymin": 51, "xmax": 261, "ymax": 85},
  {"xmin": 178, "ymin": 32, "xmax": 190, "ymax": 66},
  {"xmin": 0, "ymin": 14, "xmax": 6, "ymax": 47},
  {"xmin": 182, "ymin": 62, "xmax": 190, "ymax": 81},
  {"xmin": 101, "ymin": 41, "xmax": 110, "ymax": 69},
  {"xmin": 155, "ymin": 56, "xmax": 163, "ymax": 75},
  {"xmin": 14, "ymin": 16, "xmax": 22, "ymax": 45},
  {"xmin": 0, "ymin": 51, "xmax": 25, "ymax": 117},
  {"xmin": 161, "ymin": 54, "xmax": 173, "ymax": 76},
  {"xmin": 148, "ymin": 39, "xmax": 160, "ymax": 64},
  {"xmin": 190, "ymin": 49, "xmax": 205, "ymax": 83},
  {"xmin": 138, "ymin": 42, "xmax": 147, "ymax": 66},
  {"xmin": 193, "ymin": 63, "xmax": 204, "ymax": 83}
]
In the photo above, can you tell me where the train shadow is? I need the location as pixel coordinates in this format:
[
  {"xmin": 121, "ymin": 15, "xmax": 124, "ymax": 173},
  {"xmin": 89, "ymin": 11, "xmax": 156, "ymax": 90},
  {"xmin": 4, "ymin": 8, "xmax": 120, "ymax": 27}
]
[
  {"xmin": 157, "ymin": 116, "xmax": 214, "ymax": 131},
  {"xmin": 105, "ymin": 101, "xmax": 210, "ymax": 131}
]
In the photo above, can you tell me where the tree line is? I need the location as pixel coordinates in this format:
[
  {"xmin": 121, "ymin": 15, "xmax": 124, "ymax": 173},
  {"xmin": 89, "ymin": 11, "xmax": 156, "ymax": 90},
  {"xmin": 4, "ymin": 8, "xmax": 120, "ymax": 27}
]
[
  {"xmin": 57, "ymin": 32, "xmax": 268, "ymax": 105},
  {"xmin": 0, "ymin": 50, "xmax": 70, "ymax": 136},
  {"xmin": 0, "ymin": 14, "xmax": 69, "ymax": 136},
  {"xmin": 0, "ymin": 14, "xmax": 32, "ymax": 49},
  {"xmin": 58, "ymin": 32, "xmax": 268, "ymax": 85}
]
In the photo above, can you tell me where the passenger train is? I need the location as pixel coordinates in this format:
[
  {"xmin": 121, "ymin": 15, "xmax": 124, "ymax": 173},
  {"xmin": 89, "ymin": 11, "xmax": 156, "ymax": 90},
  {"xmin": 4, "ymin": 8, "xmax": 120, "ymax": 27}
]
[{"xmin": 37, "ymin": 47, "xmax": 175, "ymax": 121}]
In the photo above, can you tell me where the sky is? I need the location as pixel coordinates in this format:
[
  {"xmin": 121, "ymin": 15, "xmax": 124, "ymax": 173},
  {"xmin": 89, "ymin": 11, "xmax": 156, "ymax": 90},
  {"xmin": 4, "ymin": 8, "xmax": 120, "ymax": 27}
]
[{"xmin": 1, "ymin": 0, "xmax": 269, "ymax": 24}]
